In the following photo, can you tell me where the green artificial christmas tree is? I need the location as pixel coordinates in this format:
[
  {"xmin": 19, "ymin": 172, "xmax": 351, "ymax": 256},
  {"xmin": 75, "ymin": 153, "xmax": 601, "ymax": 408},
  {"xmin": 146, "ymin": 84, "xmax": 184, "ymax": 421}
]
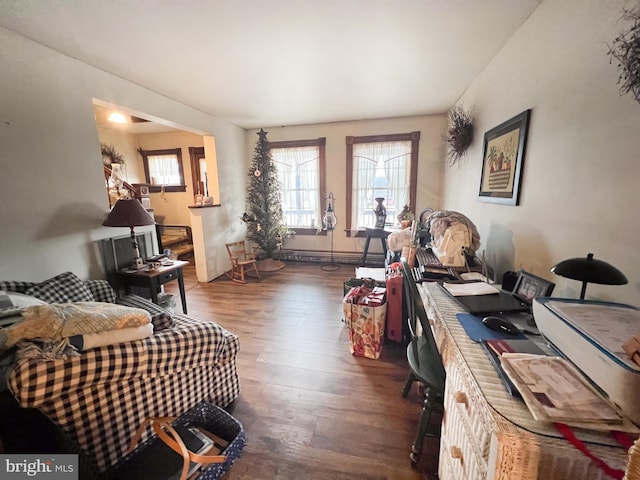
[{"xmin": 243, "ymin": 129, "xmax": 287, "ymax": 265}]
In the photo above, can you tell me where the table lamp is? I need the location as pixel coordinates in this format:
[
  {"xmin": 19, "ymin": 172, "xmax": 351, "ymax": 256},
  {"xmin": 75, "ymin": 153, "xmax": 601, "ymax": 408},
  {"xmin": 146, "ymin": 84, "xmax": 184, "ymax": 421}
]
[
  {"xmin": 550, "ymin": 252, "xmax": 628, "ymax": 300},
  {"xmin": 103, "ymin": 199, "xmax": 155, "ymax": 270}
]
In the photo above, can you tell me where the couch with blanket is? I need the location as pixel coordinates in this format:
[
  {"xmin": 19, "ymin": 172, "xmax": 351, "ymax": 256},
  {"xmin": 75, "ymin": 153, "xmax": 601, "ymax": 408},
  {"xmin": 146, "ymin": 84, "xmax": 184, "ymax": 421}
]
[{"xmin": 0, "ymin": 272, "xmax": 240, "ymax": 472}]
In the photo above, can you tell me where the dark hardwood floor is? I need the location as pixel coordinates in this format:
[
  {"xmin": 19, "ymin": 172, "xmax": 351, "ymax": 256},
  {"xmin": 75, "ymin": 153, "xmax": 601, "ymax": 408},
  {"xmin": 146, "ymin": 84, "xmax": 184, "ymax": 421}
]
[{"xmin": 165, "ymin": 261, "xmax": 440, "ymax": 480}]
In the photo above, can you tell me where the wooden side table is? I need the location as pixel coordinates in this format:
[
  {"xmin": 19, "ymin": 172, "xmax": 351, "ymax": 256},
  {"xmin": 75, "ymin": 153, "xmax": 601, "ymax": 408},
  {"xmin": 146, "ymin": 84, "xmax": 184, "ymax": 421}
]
[
  {"xmin": 115, "ymin": 260, "xmax": 189, "ymax": 314},
  {"xmin": 360, "ymin": 228, "xmax": 391, "ymax": 266}
]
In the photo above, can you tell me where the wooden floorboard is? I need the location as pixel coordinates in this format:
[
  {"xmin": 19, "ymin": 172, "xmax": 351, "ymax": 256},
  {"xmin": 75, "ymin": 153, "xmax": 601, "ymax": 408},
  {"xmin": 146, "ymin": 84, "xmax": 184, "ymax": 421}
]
[{"xmin": 165, "ymin": 261, "xmax": 439, "ymax": 480}]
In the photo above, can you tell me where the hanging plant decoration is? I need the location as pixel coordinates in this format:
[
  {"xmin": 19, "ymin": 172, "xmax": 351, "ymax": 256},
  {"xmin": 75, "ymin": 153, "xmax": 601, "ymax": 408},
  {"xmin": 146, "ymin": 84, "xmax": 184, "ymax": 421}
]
[
  {"xmin": 444, "ymin": 106, "xmax": 474, "ymax": 167},
  {"xmin": 101, "ymin": 143, "xmax": 125, "ymax": 166},
  {"xmin": 608, "ymin": 6, "xmax": 640, "ymax": 105}
]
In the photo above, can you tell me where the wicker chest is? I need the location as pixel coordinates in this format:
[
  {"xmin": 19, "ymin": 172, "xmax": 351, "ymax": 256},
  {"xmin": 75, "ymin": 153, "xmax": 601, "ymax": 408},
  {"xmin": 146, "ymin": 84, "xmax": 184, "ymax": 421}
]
[{"xmin": 418, "ymin": 283, "xmax": 638, "ymax": 480}]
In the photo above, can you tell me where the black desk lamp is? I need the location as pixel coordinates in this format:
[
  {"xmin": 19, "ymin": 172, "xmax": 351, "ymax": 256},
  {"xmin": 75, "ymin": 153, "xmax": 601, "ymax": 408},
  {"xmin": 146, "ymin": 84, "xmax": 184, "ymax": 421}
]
[
  {"xmin": 103, "ymin": 199, "xmax": 155, "ymax": 270},
  {"xmin": 550, "ymin": 252, "xmax": 628, "ymax": 300}
]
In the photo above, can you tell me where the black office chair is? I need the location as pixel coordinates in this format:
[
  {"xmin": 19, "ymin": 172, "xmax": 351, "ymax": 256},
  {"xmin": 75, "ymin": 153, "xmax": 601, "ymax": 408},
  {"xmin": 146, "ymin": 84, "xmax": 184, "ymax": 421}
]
[{"xmin": 400, "ymin": 259, "xmax": 446, "ymax": 467}]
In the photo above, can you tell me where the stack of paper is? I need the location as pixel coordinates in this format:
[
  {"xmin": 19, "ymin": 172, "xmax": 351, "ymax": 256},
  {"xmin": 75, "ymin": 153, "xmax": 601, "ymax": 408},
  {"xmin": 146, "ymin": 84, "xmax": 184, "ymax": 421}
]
[
  {"xmin": 500, "ymin": 353, "xmax": 629, "ymax": 430},
  {"xmin": 355, "ymin": 267, "xmax": 386, "ymax": 282},
  {"xmin": 442, "ymin": 281, "xmax": 500, "ymax": 297}
]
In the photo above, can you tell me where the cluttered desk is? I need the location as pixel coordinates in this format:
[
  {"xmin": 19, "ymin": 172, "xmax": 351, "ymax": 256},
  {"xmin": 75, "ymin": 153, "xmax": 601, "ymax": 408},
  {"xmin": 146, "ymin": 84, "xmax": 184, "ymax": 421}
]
[
  {"xmin": 383, "ymin": 209, "xmax": 640, "ymax": 478},
  {"xmin": 417, "ymin": 281, "xmax": 639, "ymax": 480}
]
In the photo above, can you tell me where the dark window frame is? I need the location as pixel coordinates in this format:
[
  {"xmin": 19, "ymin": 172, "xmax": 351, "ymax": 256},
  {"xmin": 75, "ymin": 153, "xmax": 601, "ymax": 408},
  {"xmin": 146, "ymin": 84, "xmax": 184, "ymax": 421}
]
[
  {"xmin": 138, "ymin": 147, "xmax": 186, "ymax": 193},
  {"xmin": 189, "ymin": 146, "xmax": 206, "ymax": 196},
  {"xmin": 345, "ymin": 131, "xmax": 420, "ymax": 238},
  {"xmin": 269, "ymin": 137, "xmax": 326, "ymax": 236}
]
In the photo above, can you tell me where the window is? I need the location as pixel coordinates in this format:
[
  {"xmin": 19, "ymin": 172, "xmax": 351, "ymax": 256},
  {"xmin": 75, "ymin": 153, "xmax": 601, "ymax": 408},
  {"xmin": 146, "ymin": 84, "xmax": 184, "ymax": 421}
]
[
  {"xmin": 270, "ymin": 138, "xmax": 326, "ymax": 234},
  {"xmin": 138, "ymin": 148, "xmax": 186, "ymax": 192},
  {"xmin": 189, "ymin": 146, "xmax": 206, "ymax": 196},
  {"xmin": 346, "ymin": 132, "xmax": 420, "ymax": 234}
]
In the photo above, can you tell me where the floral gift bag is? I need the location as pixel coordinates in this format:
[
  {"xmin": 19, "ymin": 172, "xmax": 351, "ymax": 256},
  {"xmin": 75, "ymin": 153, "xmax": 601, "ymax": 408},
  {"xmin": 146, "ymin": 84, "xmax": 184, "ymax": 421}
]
[{"xmin": 343, "ymin": 285, "xmax": 387, "ymax": 359}]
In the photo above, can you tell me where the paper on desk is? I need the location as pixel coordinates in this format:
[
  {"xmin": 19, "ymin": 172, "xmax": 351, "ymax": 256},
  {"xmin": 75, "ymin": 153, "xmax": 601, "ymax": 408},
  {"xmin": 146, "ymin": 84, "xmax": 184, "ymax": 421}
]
[
  {"xmin": 355, "ymin": 267, "xmax": 386, "ymax": 282},
  {"xmin": 443, "ymin": 282, "xmax": 500, "ymax": 296},
  {"xmin": 500, "ymin": 353, "xmax": 629, "ymax": 429}
]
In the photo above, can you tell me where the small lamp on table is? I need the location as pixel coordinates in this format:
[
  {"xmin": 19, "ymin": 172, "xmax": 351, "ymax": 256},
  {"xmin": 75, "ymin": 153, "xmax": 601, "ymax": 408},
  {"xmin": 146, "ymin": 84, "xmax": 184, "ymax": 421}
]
[{"xmin": 103, "ymin": 199, "xmax": 155, "ymax": 270}]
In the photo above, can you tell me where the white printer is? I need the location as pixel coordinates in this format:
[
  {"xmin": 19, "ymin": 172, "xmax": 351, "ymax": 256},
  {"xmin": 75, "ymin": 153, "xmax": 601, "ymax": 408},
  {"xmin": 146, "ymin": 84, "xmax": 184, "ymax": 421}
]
[{"xmin": 533, "ymin": 297, "xmax": 640, "ymax": 425}]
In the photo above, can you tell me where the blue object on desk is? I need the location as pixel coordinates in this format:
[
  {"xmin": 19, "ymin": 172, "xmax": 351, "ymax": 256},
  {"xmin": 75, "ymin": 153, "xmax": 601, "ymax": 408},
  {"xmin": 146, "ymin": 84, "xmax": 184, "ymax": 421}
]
[{"xmin": 456, "ymin": 313, "xmax": 527, "ymax": 342}]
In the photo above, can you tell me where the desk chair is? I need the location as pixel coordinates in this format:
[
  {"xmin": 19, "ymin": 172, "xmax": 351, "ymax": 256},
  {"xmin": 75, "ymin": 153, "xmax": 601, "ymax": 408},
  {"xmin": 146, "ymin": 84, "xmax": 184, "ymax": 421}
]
[
  {"xmin": 225, "ymin": 241, "xmax": 260, "ymax": 284},
  {"xmin": 400, "ymin": 259, "xmax": 446, "ymax": 467}
]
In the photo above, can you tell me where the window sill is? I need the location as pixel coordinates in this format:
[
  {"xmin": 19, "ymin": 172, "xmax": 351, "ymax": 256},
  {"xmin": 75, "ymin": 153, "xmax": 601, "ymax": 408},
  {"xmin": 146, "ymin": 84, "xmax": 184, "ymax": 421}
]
[
  {"xmin": 346, "ymin": 228, "xmax": 397, "ymax": 238},
  {"xmin": 149, "ymin": 185, "xmax": 187, "ymax": 193},
  {"xmin": 188, "ymin": 204, "xmax": 220, "ymax": 209},
  {"xmin": 289, "ymin": 227, "xmax": 326, "ymax": 236}
]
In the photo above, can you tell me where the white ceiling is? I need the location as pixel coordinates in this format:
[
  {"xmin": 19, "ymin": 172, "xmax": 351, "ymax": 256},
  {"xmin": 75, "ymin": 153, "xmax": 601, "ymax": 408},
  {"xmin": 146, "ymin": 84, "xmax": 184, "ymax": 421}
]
[{"xmin": 0, "ymin": 0, "xmax": 541, "ymax": 130}]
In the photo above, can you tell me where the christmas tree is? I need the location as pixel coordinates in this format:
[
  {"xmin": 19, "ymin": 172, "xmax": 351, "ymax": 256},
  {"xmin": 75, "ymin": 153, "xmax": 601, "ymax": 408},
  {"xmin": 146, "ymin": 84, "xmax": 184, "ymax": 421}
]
[{"xmin": 243, "ymin": 128, "xmax": 287, "ymax": 260}]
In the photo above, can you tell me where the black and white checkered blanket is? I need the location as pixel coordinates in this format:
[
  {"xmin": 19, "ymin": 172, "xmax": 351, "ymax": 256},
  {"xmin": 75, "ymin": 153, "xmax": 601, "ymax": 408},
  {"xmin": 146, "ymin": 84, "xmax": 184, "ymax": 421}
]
[
  {"xmin": 1, "ymin": 274, "xmax": 240, "ymax": 471},
  {"xmin": 7, "ymin": 314, "xmax": 240, "ymax": 471}
]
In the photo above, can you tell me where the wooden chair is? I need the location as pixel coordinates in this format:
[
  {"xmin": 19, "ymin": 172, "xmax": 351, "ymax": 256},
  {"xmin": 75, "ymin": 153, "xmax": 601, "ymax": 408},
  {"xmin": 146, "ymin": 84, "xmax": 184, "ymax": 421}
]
[
  {"xmin": 225, "ymin": 241, "xmax": 260, "ymax": 284},
  {"xmin": 400, "ymin": 258, "xmax": 446, "ymax": 468}
]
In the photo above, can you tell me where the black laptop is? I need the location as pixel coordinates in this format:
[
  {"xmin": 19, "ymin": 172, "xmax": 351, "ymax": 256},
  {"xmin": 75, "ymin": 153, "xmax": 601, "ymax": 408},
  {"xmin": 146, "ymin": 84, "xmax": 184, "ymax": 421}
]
[{"xmin": 443, "ymin": 286, "xmax": 530, "ymax": 315}]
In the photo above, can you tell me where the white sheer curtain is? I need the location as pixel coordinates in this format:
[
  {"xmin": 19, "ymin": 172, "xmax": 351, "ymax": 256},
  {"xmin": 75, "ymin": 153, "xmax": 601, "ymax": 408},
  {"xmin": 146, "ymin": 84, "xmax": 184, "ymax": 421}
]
[
  {"xmin": 149, "ymin": 154, "xmax": 181, "ymax": 185},
  {"xmin": 272, "ymin": 146, "xmax": 320, "ymax": 228},
  {"xmin": 352, "ymin": 141, "xmax": 411, "ymax": 230}
]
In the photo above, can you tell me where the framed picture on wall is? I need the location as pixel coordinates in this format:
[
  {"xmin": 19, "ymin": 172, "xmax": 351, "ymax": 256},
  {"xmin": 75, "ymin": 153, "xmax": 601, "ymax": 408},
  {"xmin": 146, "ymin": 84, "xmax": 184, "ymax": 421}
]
[{"xmin": 478, "ymin": 109, "xmax": 531, "ymax": 206}]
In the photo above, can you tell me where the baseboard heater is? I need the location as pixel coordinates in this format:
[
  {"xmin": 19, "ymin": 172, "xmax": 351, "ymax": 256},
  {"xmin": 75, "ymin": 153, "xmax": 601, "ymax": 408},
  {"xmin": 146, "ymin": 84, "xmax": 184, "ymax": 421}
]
[{"xmin": 277, "ymin": 249, "xmax": 385, "ymax": 266}]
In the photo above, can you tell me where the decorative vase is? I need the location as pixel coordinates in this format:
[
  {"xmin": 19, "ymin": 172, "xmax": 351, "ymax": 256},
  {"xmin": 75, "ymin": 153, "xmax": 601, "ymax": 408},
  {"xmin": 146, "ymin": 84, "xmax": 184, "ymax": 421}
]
[
  {"xmin": 397, "ymin": 204, "xmax": 414, "ymax": 229},
  {"xmin": 374, "ymin": 197, "xmax": 386, "ymax": 229}
]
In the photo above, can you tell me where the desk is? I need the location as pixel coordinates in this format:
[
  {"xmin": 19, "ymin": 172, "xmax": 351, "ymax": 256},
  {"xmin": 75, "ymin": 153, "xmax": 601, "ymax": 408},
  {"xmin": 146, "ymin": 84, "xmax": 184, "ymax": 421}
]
[
  {"xmin": 116, "ymin": 260, "xmax": 189, "ymax": 314},
  {"xmin": 417, "ymin": 282, "xmax": 636, "ymax": 480},
  {"xmin": 360, "ymin": 228, "xmax": 390, "ymax": 266}
]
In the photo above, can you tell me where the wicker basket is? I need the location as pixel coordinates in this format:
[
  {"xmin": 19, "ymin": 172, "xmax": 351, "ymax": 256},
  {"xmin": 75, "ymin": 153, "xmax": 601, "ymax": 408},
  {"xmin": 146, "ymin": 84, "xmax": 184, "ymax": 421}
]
[{"xmin": 108, "ymin": 402, "xmax": 246, "ymax": 480}]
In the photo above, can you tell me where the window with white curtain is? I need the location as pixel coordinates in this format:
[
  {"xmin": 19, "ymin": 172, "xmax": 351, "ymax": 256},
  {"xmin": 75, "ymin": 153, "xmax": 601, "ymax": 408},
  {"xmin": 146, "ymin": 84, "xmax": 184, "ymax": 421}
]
[
  {"xmin": 270, "ymin": 138, "xmax": 326, "ymax": 233},
  {"xmin": 138, "ymin": 148, "xmax": 186, "ymax": 192},
  {"xmin": 346, "ymin": 132, "xmax": 420, "ymax": 233}
]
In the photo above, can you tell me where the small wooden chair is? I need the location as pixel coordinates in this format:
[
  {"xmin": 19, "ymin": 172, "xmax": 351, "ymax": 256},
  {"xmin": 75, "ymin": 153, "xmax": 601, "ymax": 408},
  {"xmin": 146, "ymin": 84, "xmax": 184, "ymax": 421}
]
[{"xmin": 225, "ymin": 240, "xmax": 260, "ymax": 284}]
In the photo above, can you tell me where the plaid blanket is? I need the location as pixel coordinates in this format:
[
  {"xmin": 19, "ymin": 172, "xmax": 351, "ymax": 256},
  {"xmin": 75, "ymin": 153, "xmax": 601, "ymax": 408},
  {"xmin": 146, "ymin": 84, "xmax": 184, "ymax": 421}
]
[{"xmin": 7, "ymin": 314, "xmax": 240, "ymax": 471}]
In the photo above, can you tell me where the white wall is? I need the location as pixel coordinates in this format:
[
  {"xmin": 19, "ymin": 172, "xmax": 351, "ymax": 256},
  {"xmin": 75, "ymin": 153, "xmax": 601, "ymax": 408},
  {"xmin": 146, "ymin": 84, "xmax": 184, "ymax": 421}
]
[
  {"xmin": 244, "ymin": 115, "xmax": 447, "ymax": 257},
  {"xmin": 442, "ymin": 0, "xmax": 640, "ymax": 305},
  {"xmin": 0, "ymin": 27, "xmax": 246, "ymax": 282}
]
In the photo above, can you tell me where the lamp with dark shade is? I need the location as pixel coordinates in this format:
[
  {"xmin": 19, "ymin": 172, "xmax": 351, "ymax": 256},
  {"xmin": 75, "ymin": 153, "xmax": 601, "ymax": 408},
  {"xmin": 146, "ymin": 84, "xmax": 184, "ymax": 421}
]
[
  {"xmin": 550, "ymin": 252, "xmax": 628, "ymax": 300},
  {"xmin": 103, "ymin": 199, "xmax": 155, "ymax": 270}
]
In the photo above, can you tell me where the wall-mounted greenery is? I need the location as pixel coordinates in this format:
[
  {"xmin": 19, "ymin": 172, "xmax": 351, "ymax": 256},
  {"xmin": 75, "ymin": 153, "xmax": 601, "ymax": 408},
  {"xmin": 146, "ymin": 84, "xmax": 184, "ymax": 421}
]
[
  {"xmin": 444, "ymin": 106, "xmax": 474, "ymax": 167},
  {"xmin": 101, "ymin": 143, "xmax": 125, "ymax": 166},
  {"xmin": 609, "ymin": 6, "xmax": 640, "ymax": 105}
]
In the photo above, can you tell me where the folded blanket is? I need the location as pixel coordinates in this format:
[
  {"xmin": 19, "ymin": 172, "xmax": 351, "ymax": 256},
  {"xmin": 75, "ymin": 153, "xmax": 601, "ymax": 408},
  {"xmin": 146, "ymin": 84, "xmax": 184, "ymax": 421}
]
[
  {"xmin": 0, "ymin": 302, "xmax": 151, "ymax": 351},
  {"xmin": 68, "ymin": 323, "xmax": 154, "ymax": 351}
]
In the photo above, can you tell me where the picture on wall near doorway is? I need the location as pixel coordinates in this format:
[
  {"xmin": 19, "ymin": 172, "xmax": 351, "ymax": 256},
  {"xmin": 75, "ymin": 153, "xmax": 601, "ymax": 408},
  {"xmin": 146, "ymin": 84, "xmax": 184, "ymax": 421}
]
[{"xmin": 478, "ymin": 109, "xmax": 531, "ymax": 206}]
